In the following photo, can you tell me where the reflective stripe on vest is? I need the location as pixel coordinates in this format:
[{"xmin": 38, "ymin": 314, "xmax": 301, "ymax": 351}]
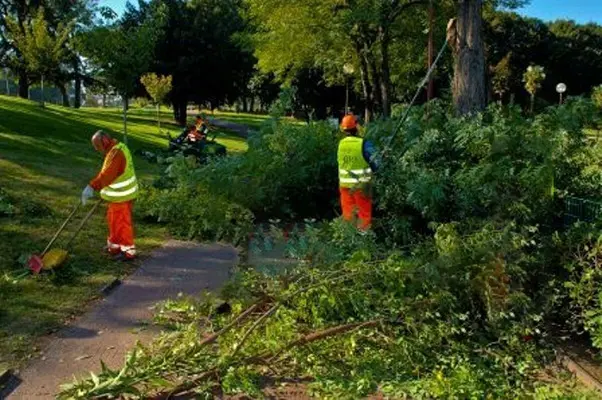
[
  {"xmin": 100, "ymin": 142, "xmax": 138, "ymax": 203},
  {"xmin": 337, "ymin": 136, "xmax": 372, "ymax": 189}
]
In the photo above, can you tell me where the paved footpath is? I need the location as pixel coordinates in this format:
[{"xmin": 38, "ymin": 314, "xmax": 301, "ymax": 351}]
[{"xmin": 4, "ymin": 241, "xmax": 237, "ymax": 399}]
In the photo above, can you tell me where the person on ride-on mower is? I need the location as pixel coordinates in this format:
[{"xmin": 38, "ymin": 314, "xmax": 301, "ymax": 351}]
[
  {"xmin": 195, "ymin": 114, "xmax": 210, "ymax": 137},
  {"xmin": 187, "ymin": 125, "xmax": 206, "ymax": 143},
  {"xmin": 171, "ymin": 125, "xmax": 196, "ymax": 147}
]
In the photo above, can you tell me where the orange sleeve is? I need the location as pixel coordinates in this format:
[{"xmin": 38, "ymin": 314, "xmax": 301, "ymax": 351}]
[{"xmin": 89, "ymin": 149, "xmax": 126, "ymax": 191}]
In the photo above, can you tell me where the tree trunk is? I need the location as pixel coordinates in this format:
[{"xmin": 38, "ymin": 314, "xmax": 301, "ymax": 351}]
[
  {"xmin": 74, "ymin": 59, "xmax": 82, "ymax": 108},
  {"xmin": 102, "ymin": 93, "xmax": 107, "ymax": 107},
  {"xmin": 530, "ymin": 94, "xmax": 534, "ymax": 114},
  {"xmin": 355, "ymin": 42, "xmax": 373, "ymax": 122},
  {"xmin": 173, "ymin": 100, "xmax": 184, "ymax": 125},
  {"xmin": 249, "ymin": 97, "xmax": 255, "ymax": 113},
  {"xmin": 123, "ymin": 96, "xmax": 129, "ymax": 144},
  {"xmin": 18, "ymin": 69, "xmax": 29, "ymax": 99},
  {"xmin": 40, "ymin": 74, "xmax": 45, "ymax": 108},
  {"xmin": 451, "ymin": 0, "xmax": 486, "ymax": 116},
  {"xmin": 157, "ymin": 103, "xmax": 161, "ymax": 133},
  {"xmin": 427, "ymin": 0, "xmax": 435, "ymax": 102},
  {"xmin": 242, "ymin": 97, "xmax": 248, "ymax": 113},
  {"xmin": 59, "ymin": 83, "xmax": 70, "ymax": 107},
  {"xmin": 173, "ymin": 100, "xmax": 187, "ymax": 126},
  {"xmin": 173, "ymin": 103, "xmax": 179, "ymax": 122},
  {"xmin": 366, "ymin": 48, "xmax": 382, "ymax": 117},
  {"xmin": 379, "ymin": 28, "xmax": 392, "ymax": 118}
]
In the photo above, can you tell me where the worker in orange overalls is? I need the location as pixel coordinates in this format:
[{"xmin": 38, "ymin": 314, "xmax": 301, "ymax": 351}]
[
  {"xmin": 81, "ymin": 131, "xmax": 139, "ymax": 261},
  {"xmin": 337, "ymin": 114, "xmax": 379, "ymax": 230},
  {"xmin": 195, "ymin": 114, "xmax": 211, "ymax": 136}
]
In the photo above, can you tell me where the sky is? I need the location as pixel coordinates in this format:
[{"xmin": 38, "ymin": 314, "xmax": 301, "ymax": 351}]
[
  {"xmin": 517, "ymin": 0, "xmax": 602, "ymax": 24},
  {"xmin": 98, "ymin": 0, "xmax": 602, "ymax": 24}
]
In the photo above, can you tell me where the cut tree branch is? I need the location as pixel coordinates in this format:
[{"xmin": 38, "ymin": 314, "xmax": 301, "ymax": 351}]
[{"xmin": 199, "ymin": 303, "xmax": 260, "ymax": 346}]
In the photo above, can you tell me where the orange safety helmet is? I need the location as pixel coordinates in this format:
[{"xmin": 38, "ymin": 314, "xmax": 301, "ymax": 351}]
[{"xmin": 340, "ymin": 114, "xmax": 358, "ymax": 131}]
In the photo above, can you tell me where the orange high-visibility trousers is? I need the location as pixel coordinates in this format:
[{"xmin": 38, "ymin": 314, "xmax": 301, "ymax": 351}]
[
  {"xmin": 106, "ymin": 201, "xmax": 136, "ymax": 258},
  {"xmin": 340, "ymin": 188, "xmax": 372, "ymax": 230}
]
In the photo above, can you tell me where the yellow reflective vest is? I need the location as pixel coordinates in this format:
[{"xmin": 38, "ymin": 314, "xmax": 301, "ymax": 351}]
[
  {"xmin": 100, "ymin": 142, "xmax": 139, "ymax": 203},
  {"xmin": 337, "ymin": 136, "xmax": 372, "ymax": 189}
]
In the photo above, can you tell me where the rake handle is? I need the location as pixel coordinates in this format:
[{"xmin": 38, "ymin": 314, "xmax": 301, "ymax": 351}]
[
  {"xmin": 41, "ymin": 203, "xmax": 81, "ymax": 256},
  {"xmin": 64, "ymin": 201, "xmax": 101, "ymax": 250}
]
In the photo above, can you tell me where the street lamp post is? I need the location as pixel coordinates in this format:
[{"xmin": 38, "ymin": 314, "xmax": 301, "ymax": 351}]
[
  {"xmin": 556, "ymin": 83, "xmax": 567, "ymax": 105},
  {"xmin": 343, "ymin": 64, "xmax": 355, "ymax": 115}
]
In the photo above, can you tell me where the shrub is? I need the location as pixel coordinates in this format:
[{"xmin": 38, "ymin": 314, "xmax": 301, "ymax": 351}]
[
  {"xmin": 138, "ymin": 118, "xmax": 339, "ymax": 242},
  {"xmin": 371, "ymin": 98, "xmax": 601, "ymax": 244},
  {"xmin": 133, "ymin": 97, "xmax": 150, "ymax": 108},
  {"xmin": 137, "ymin": 183, "xmax": 253, "ymax": 246},
  {"xmin": 592, "ymin": 85, "xmax": 602, "ymax": 110},
  {"xmin": 195, "ymin": 119, "xmax": 338, "ymax": 220}
]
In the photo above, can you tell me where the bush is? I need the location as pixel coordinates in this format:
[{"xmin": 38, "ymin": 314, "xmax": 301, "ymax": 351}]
[
  {"xmin": 137, "ymin": 117, "xmax": 339, "ymax": 242},
  {"xmin": 196, "ymin": 119, "xmax": 338, "ymax": 220},
  {"xmin": 133, "ymin": 97, "xmax": 150, "ymax": 108},
  {"xmin": 137, "ymin": 183, "xmax": 253, "ymax": 246},
  {"xmin": 370, "ymin": 99, "xmax": 601, "ymax": 244}
]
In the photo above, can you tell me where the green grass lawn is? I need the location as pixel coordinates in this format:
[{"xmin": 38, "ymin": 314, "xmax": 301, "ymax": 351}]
[
  {"xmin": 0, "ymin": 96, "xmax": 246, "ymax": 369},
  {"xmin": 207, "ymin": 110, "xmax": 306, "ymax": 131},
  {"xmin": 208, "ymin": 110, "xmax": 271, "ymax": 130}
]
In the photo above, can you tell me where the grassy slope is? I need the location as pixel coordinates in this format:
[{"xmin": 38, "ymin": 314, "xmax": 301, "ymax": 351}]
[{"xmin": 0, "ymin": 96, "xmax": 245, "ymax": 368}]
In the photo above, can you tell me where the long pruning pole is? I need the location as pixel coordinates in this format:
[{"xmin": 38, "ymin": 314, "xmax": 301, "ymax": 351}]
[
  {"xmin": 381, "ymin": 37, "xmax": 449, "ymax": 156},
  {"xmin": 427, "ymin": 0, "xmax": 435, "ymax": 102},
  {"xmin": 122, "ymin": 96, "xmax": 128, "ymax": 144}
]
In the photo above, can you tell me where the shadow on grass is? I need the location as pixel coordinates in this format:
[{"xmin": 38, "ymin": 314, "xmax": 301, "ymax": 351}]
[{"xmin": 0, "ymin": 99, "xmax": 167, "ymax": 191}]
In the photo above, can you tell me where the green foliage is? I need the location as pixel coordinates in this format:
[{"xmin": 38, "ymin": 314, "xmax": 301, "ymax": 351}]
[
  {"xmin": 137, "ymin": 117, "xmax": 339, "ymax": 243},
  {"xmin": 79, "ymin": 5, "xmax": 166, "ymax": 99},
  {"xmin": 5, "ymin": 8, "xmax": 73, "ymax": 77},
  {"xmin": 377, "ymin": 99, "xmax": 599, "ymax": 227},
  {"xmin": 140, "ymin": 72, "xmax": 172, "ymax": 132},
  {"xmin": 485, "ymin": 12, "xmax": 602, "ymax": 108},
  {"xmin": 138, "ymin": 183, "xmax": 253, "ymax": 246},
  {"xmin": 133, "ymin": 97, "xmax": 150, "ymax": 108},
  {"xmin": 5, "ymin": 7, "xmax": 74, "ymax": 106},
  {"xmin": 523, "ymin": 65, "xmax": 546, "ymax": 98},
  {"xmin": 492, "ymin": 52, "xmax": 512, "ymax": 100},
  {"xmin": 140, "ymin": 73, "xmax": 172, "ymax": 105},
  {"xmin": 59, "ymin": 217, "xmax": 590, "ymax": 399},
  {"xmin": 557, "ymin": 222, "xmax": 602, "ymax": 349},
  {"xmin": 593, "ymin": 85, "xmax": 602, "ymax": 110}
]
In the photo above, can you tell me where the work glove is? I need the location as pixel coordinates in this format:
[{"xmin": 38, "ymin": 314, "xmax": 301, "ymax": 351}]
[{"xmin": 81, "ymin": 185, "xmax": 95, "ymax": 205}]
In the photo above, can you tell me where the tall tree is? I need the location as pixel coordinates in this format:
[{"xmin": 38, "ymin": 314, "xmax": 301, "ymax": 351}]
[
  {"xmin": 484, "ymin": 10, "xmax": 601, "ymax": 107},
  {"xmin": 79, "ymin": 3, "xmax": 166, "ymax": 141},
  {"xmin": 246, "ymin": 0, "xmax": 428, "ymax": 121},
  {"xmin": 447, "ymin": 1, "xmax": 486, "ymax": 115},
  {"xmin": 6, "ymin": 7, "xmax": 73, "ymax": 107},
  {"xmin": 122, "ymin": 0, "xmax": 253, "ymax": 125},
  {"xmin": 0, "ymin": 0, "xmax": 40, "ymax": 98}
]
